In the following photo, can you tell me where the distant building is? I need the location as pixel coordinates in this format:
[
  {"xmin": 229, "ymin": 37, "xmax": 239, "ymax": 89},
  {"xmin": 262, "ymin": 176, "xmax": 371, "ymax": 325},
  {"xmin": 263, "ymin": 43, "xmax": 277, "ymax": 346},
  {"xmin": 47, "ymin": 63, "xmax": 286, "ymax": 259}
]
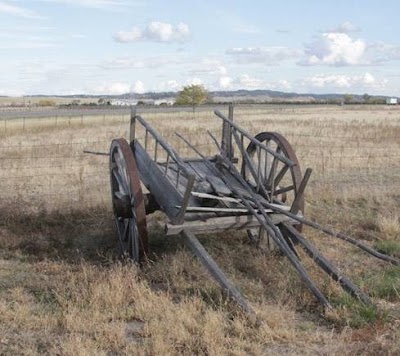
[
  {"xmin": 110, "ymin": 99, "xmax": 137, "ymax": 106},
  {"xmin": 386, "ymin": 98, "xmax": 398, "ymax": 105},
  {"xmin": 154, "ymin": 98, "xmax": 175, "ymax": 106}
]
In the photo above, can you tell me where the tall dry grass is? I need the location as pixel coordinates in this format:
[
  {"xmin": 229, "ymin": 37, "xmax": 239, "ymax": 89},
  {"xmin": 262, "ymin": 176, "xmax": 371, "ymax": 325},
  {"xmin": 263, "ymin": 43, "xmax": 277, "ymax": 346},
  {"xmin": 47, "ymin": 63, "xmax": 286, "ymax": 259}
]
[{"xmin": 0, "ymin": 104, "xmax": 399, "ymax": 354}]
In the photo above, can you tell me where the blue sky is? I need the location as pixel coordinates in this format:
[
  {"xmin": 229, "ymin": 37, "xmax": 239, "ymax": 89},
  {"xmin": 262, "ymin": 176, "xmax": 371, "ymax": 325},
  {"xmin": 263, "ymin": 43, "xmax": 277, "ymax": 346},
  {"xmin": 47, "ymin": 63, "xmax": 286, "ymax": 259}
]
[{"xmin": 1, "ymin": 0, "xmax": 400, "ymax": 96}]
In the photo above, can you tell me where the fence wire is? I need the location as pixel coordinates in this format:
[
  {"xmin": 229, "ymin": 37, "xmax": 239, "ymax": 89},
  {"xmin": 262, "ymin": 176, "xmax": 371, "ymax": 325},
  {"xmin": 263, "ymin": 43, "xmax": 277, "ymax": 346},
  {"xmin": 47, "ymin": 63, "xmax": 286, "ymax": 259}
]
[{"xmin": 0, "ymin": 106, "xmax": 399, "ymax": 212}]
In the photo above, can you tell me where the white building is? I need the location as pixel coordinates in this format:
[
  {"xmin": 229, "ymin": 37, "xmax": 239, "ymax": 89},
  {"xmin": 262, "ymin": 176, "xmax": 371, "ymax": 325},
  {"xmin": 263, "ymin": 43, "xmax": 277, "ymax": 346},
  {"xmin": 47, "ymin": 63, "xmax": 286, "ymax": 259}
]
[
  {"xmin": 110, "ymin": 99, "xmax": 137, "ymax": 106},
  {"xmin": 386, "ymin": 98, "xmax": 398, "ymax": 105}
]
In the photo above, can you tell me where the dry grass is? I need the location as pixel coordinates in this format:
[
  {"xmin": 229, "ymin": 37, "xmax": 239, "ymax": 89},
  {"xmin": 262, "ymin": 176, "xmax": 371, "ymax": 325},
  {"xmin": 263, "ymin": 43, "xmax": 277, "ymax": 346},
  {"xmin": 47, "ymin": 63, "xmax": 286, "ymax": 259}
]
[{"xmin": 0, "ymin": 104, "xmax": 400, "ymax": 354}]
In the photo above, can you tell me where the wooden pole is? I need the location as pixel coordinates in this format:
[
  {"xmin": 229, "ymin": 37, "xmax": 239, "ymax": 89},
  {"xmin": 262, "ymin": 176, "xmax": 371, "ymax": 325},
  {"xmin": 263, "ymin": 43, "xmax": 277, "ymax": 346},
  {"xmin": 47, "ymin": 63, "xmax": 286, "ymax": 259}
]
[{"xmin": 130, "ymin": 106, "xmax": 137, "ymax": 142}]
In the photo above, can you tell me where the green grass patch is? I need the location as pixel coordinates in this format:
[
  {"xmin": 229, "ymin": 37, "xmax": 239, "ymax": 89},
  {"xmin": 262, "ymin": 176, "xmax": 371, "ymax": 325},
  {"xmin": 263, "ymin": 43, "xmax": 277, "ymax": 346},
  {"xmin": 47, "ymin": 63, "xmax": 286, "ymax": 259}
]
[
  {"xmin": 332, "ymin": 293, "xmax": 382, "ymax": 328},
  {"xmin": 374, "ymin": 240, "xmax": 400, "ymax": 258},
  {"xmin": 363, "ymin": 266, "xmax": 400, "ymax": 300}
]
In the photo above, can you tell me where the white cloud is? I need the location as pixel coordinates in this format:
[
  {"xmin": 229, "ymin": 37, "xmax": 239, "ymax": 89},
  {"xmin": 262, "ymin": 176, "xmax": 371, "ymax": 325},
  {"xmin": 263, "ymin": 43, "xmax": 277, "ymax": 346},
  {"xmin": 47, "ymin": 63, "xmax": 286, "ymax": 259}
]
[
  {"xmin": 326, "ymin": 21, "xmax": 361, "ymax": 34},
  {"xmin": 363, "ymin": 72, "xmax": 375, "ymax": 84},
  {"xmin": 0, "ymin": 1, "xmax": 42, "ymax": 19},
  {"xmin": 237, "ymin": 74, "xmax": 265, "ymax": 89},
  {"xmin": 185, "ymin": 77, "xmax": 203, "ymax": 86},
  {"xmin": 226, "ymin": 46, "xmax": 301, "ymax": 65},
  {"xmin": 92, "ymin": 82, "xmax": 131, "ymax": 95},
  {"xmin": 304, "ymin": 72, "xmax": 387, "ymax": 91},
  {"xmin": 214, "ymin": 74, "xmax": 294, "ymax": 92},
  {"xmin": 302, "ymin": 33, "xmax": 366, "ymax": 66},
  {"xmin": 157, "ymin": 80, "xmax": 181, "ymax": 91},
  {"xmin": 190, "ymin": 59, "xmax": 227, "ymax": 76},
  {"xmin": 114, "ymin": 21, "xmax": 190, "ymax": 43},
  {"xmin": 218, "ymin": 76, "xmax": 232, "ymax": 89},
  {"xmin": 131, "ymin": 80, "xmax": 145, "ymax": 93}
]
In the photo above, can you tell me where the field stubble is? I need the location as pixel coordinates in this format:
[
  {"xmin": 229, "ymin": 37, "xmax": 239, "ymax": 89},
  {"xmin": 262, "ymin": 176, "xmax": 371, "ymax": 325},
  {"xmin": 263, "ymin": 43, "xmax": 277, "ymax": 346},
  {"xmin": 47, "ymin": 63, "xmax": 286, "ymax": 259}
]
[{"xmin": 0, "ymin": 105, "xmax": 399, "ymax": 354}]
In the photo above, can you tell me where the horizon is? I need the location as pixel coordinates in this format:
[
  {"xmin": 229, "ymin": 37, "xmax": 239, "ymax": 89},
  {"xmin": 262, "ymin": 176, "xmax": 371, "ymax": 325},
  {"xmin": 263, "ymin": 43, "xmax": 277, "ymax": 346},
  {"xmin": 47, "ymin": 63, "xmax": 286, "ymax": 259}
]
[{"xmin": 1, "ymin": 1, "xmax": 400, "ymax": 97}]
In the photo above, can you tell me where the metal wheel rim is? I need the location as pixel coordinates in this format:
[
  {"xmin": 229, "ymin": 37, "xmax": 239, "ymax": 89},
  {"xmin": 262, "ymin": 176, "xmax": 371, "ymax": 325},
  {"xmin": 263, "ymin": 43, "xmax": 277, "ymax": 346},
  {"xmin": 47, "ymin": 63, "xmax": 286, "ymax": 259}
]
[{"xmin": 109, "ymin": 138, "xmax": 148, "ymax": 262}]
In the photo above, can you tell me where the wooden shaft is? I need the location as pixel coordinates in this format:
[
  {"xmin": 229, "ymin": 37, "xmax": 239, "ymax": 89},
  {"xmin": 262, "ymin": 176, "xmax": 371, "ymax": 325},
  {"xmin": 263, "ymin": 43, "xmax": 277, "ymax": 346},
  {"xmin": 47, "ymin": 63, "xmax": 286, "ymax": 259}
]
[
  {"xmin": 281, "ymin": 223, "xmax": 372, "ymax": 305},
  {"xmin": 177, "ymin": 133, "xmax": 332, "ymax": 309},
  {"xmin": 182, "ymin": 230, "xmax": 257, "ymax": 319}
]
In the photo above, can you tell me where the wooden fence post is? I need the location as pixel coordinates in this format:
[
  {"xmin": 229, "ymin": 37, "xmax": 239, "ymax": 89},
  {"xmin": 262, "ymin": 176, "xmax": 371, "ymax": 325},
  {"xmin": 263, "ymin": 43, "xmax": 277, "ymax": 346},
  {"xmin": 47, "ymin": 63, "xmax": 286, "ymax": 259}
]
[
  {"xmin": 130, "ymin": 106, "xmax": 137, "ymax": 142},
  {"xmin": 221, "ymin": 104, "xmax": 234, "ymax": 161}
]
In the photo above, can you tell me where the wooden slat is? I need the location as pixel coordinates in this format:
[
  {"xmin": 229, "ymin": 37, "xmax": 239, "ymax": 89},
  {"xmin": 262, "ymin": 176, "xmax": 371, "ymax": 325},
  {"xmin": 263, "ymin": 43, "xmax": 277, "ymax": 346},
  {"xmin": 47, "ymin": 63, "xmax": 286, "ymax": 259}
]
[
  {"xmin": 175, "ymin": 206, "xmax": 276, "ymax": 213},
  {"xmin": 166, "ymin": 213, "xmax": 298, "ymax": 235},
  {"xmin": 134, "ymin": 141, "xmax": 183, "ymax": 220},
  {"xmin": 207, "ymin": 175, "xmax": 232, "ymax": 196}
]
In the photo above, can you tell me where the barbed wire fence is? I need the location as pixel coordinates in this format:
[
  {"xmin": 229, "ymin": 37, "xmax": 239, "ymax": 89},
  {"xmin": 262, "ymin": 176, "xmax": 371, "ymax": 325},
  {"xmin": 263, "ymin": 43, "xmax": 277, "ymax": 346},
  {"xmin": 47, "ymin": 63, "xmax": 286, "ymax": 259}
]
[{"xmin": 0, "ymin": 105, "xmax": 399, "ymax": 213}]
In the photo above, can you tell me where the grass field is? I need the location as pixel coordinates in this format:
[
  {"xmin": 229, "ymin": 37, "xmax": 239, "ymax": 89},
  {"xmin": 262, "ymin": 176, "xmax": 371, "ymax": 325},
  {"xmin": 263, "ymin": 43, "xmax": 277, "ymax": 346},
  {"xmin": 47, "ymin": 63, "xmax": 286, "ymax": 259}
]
[{"xmin": 0, "ymin": 105, "xmax": 399, "ymax": 354}]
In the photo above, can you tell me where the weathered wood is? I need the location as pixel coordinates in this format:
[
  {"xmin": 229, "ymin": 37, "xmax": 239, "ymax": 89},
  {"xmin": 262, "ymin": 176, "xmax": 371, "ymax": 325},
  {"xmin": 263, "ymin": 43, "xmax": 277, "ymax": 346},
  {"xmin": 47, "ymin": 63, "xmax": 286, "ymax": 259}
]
[
  {"xmin": 175, "ymin": 206, "xmax": 276, "ymax": 213},
  {"xmin": 166, "ymin": 213, "xmax": 297, "ymax": 235},
  {"xmin": 182, "ymin": 230, "xmax": 256, "ymax": 318},
  {"xmin": 231, "ymin": 129, "xmax": 270, "ymax": 200},
  {"xmin": 191, "ymin": 191, "xmax": 239, "ymax": 203},
  {"xmin": 214, "ymin": 110, "xmax": 294, "ymax": 166},
  {"xmin": 221, "ymin": 104, "xmax": 234, "ymax": 160},
  {"xmin": 206, "ymin": 175, "xmax": 232, "ymax": 196},
  {"xmin": 176, "ymin": 133, "xmax": 332, "ymax": 308},
  {"xmin": 83, "ymin": 149, "xmax": 109, "ymax": 156},
  {"xmin": 242, "ymin": 195, "xmax": 400, "ymax": 267},
  {"xmin": 133, "ymin": 141, "xmax": 183, "ymax": 219},
  {"xmin": 135, "ymin": 115, "xmax": 196, "ymax": 179},
  {"xmin": 290, "ymin": 168, "xmax": 312, "ymax": 214},
  {"xmin": 130, "ymin": 106, "xmax": 137, "ymax": 142},
  {"xmin": 175, "ymin": 175, "xmax": 196, "ymax": 224},
  {"xmin": 281, "ymin": 223, "xmax": 372, "ymax": 305}
]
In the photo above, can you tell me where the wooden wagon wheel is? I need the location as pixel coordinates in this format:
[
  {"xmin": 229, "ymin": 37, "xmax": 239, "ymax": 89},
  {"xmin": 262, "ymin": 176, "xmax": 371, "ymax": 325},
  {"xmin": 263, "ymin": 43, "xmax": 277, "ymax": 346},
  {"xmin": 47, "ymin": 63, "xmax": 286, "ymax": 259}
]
[
  {"xmin": 109, "ymin": 138, "xmax": 149, "ymax": 263},
  {"xmin": 242, "ymin": 132, "xmax": 304, "ymax": 249}
]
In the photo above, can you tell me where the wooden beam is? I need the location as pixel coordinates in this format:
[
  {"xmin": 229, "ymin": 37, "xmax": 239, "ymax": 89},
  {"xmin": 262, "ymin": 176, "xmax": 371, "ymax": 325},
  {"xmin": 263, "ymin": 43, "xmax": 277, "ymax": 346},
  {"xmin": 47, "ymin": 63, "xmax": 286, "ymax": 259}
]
[
  {"xmin": 175, "ymin": 206, "xmax": 276, "ymax": 213},
  {"xmin": 166, "ymin": 213, "xmax": 298, "ymax": 235},
  {"xmin": 175, "ymin": 175, "xmax": 196, "ymax": 225},
  {"xmin": 281, "ymin": 222, "xmax": 372, "ymax": 305},
  {"xmin": 182, "ymin": 230, "xmax": 256, "ymax": 319}
]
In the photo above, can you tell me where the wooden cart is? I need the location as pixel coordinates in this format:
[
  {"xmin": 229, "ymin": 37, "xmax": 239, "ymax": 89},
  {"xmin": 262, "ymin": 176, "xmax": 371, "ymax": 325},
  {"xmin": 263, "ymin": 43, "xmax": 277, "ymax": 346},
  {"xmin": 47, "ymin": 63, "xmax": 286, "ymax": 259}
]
[{"xmin": 109, "ymin": 106, "xmax": 399, "ymax": 316}]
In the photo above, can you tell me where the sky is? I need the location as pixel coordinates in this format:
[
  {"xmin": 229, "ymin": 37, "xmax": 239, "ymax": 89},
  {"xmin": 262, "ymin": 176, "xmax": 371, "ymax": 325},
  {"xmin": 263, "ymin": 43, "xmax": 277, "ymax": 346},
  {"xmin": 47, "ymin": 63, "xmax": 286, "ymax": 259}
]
[{"xmin": 1, "ymin": 0, "xmax": 400, "ymax": 96}]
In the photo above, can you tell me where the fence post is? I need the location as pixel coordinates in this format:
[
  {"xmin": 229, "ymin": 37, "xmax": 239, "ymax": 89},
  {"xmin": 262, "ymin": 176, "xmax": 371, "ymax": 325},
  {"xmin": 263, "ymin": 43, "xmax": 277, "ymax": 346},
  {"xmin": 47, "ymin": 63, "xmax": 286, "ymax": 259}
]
[
  {"xmin": 4, "ymin": 118, "xmax": 6, "ymax": 132},
  {"xmin": 130, "ymin": 106, "xmax": 137, "ymax": 142},
  {"xmin": 221, "ymin": 104, "xmax": 234, "ymax": 161},
  {"xmin": 23, "ymin": 116, "xmax": 26, "ymax": 131}
]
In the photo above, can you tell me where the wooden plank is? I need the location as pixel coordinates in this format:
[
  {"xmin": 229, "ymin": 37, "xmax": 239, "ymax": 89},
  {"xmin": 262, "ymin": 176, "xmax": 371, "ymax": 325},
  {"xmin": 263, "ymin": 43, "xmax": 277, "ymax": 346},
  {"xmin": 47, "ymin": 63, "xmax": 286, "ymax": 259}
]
[
  {"xmin": 175, "ymin": 175, "xmax": 196, "ymax": 224},
  {"xmin": 175, "ymin": 206, "xmax": 276, "ymax": 213},
  {"xmin": 207, "ymin": 175, "xmax": 232, "ymax": 196},
  {"xmin": 191, "ymin": 191, "xmax": 239, "ymax": 203},
  {"xmin": 133, "ymin": 141, "xmax": 183, "ymax": 220},
  {"xmin": 166, "ymin": 213, "xmax": 298, "ymax": 235}
]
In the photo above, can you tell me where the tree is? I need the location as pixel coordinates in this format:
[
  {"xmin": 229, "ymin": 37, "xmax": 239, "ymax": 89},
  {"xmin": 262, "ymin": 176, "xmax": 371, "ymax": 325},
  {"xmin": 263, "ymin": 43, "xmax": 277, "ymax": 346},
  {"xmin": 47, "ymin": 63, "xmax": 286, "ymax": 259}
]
[
  {"xmin": 343, "ymin": 94, "xmax": 353, "ymax": 104},
  {"xmin": 363, "ymin": 93, "xmax": 371, "ymax": 103},
  {"xmin": 175, "ymin": 84, "xmax": 208, "ymax": 112}
]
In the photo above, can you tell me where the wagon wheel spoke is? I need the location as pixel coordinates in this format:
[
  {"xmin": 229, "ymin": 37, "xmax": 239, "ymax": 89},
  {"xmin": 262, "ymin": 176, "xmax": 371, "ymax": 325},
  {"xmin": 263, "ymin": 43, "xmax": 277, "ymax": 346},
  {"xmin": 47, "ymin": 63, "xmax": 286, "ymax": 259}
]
[
  {"xmin": 110, "ymin": 138, "xmax": 149, "ymax": 263},
  {"xmin": 242, "ymin": 132, "xmax": 304, "ymax": 249}
]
